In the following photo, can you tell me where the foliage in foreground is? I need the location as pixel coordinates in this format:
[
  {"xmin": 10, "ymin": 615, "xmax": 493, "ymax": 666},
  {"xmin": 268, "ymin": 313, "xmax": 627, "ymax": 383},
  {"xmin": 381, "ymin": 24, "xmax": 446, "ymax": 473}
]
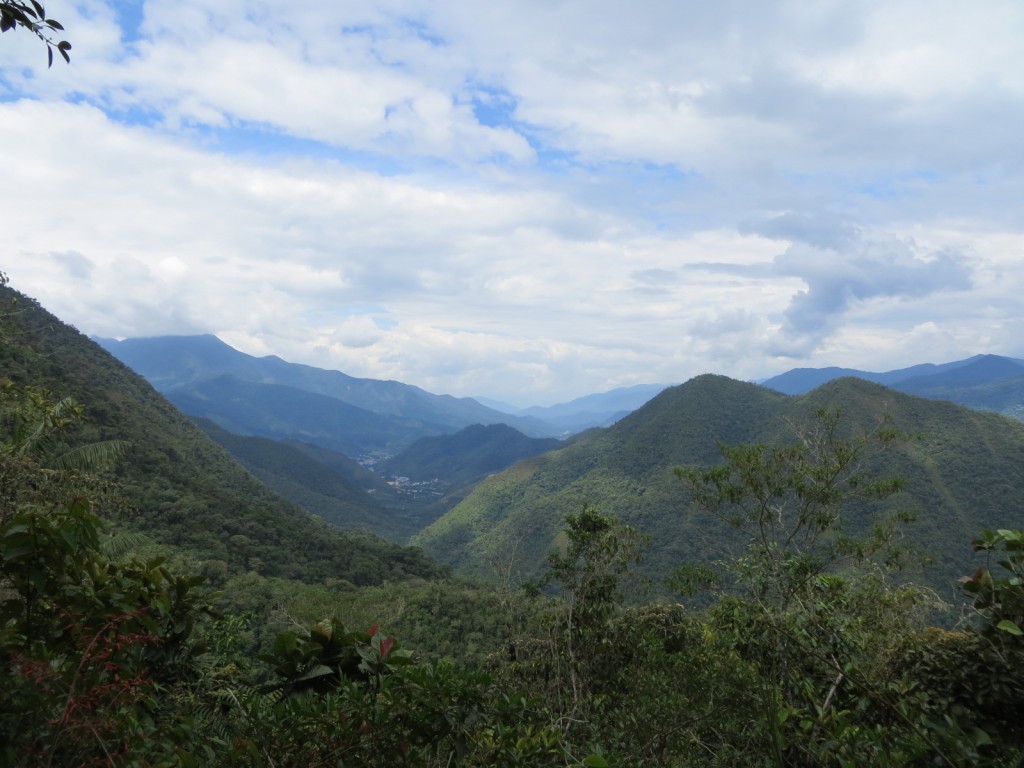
[{"xmin": 2, "ymin": 379, "xmax": 1023, "ymax": 766}]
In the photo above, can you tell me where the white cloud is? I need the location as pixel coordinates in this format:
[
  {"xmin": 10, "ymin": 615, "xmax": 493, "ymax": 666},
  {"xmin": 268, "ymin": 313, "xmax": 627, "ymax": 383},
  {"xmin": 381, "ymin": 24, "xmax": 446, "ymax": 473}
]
[{"xmin": 1, "ymin": 1, "xmax": 1023, "ymax": 405}]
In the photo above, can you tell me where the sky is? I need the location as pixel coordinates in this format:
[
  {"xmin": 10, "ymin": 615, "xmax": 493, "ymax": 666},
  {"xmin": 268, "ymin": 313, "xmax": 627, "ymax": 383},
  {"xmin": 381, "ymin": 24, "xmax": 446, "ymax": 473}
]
[{"xmin": 1, "ymin": 1, "xmax": 1023, "ymax": 407}]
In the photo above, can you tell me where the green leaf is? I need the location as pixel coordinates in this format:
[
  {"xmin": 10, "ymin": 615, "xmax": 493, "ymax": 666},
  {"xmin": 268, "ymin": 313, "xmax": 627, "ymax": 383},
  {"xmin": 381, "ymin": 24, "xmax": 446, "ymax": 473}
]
[
  {"xmin": 583, "ymin": 756, "xmax": 609, "ymax": 768},
  {"xmin": 996, "ymin": 619, "xmax": 1023, "ymax": 636},
  {"xmin": 296, "ymin": 664, "xmax": 335, "ymax": 682}
]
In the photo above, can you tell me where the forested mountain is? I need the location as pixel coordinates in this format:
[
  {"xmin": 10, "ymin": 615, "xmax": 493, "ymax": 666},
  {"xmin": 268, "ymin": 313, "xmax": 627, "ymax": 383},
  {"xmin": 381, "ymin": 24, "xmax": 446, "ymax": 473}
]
[
  {"xmin": 762, "ymin": 354, "xmax": 1024, "ymax": 420},
  {"xmin": 415, "ymin": 374, "xmax": 1024, "ymax": 593},
  {"xmin": 166, "ymin": 373, "xmax": 444, "ymax": 457},
  {"xmin": 0, "ymin": 285, "xmax": 445, "ymax": 585},
  {"xmin": 97, "ymin": 334, "xmax": 561, "ymax": 454},
  {"xmin": 5, "ymin": 283, "xmax": 1024, "ymax": 766},
  {"xmin": 380, "ymin": 423, "xmax": 563, "ymax": 488},
  {"xmin": 194, "ymin": 419, "xmax": 415, "ymax": 541}
]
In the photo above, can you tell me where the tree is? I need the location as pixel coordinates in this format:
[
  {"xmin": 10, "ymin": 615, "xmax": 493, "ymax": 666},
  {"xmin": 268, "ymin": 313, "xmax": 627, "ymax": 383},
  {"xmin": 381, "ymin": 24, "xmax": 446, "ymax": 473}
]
[
  {"xmin": 0, "ymin": 1, "xmax": 70, "ymax": 66},
  {"xmin": 673, "ymin": 411, "xmax": 1014, "ymax": 766},
  {"xmin": 961, "ymin": 528, "xmax": 1024, "ymax": 643},
  {"xmin": 0, "ymin": 385, "xmax": 216, "ymax": 765},
  {"xmin": 518, "ymin": 507, "xmax": 647, "ymax": 738},
  {"xmin": 675, "ymin": 407, "xmax": 913, "ymax": 609}
]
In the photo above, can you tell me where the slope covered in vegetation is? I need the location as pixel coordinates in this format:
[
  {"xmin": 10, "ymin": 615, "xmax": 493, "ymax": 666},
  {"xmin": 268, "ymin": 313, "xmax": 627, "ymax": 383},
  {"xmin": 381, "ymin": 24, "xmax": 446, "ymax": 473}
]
[
  {"xmin": 195, "ymin": 418, "xmax": 413, "ymax": 541},
  {"xmin": 4, "ymin": 280, "xmax": 1024, "ymax": 767},
  {"xmin": 380, "ymin": 423, "xmax": 562, "ymax": 486},
  {"xmin": 416, "ymin": 374, "xmax": 1024, "ymax": 593},
  {"xmin": 0, "ymin": 284, "xmax": 445, "ymax": 585}
]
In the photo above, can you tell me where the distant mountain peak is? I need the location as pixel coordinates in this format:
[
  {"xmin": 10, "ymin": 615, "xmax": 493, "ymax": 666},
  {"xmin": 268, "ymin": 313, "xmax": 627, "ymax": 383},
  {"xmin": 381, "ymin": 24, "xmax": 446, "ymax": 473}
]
[
  {"xmin": 759, "ymin": 354, "xmax": 1024, "ymax": 421},
  {"xmin": 99, "ymin": 334, "xmax": 565, "ymax": 458}
]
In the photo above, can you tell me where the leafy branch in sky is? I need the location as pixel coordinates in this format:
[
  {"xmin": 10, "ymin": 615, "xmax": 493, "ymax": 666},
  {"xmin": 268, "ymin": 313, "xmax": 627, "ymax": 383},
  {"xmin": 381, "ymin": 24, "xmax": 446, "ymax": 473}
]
[{"xmin": 0, "ymin": 1, "xmax": 70, "ymax": 66}]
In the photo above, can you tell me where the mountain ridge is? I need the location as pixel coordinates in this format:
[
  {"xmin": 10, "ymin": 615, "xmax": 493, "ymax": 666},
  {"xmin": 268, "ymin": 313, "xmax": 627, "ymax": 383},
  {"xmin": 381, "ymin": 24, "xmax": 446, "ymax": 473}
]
[
  {"xmin": 96, "ymin": 335, "xmax": 561, "ymax": 451},
  {"xmin": 414, "ymin": 374, "xmax": 1024, "ymax": 596},
  {"xmin": 380, "ymin": 423, "xmax": 563, "ymax": 486},
  {"xmin": 477, "ymin": 384, "xmax": 669, "ymax": 433},
  {"xmin": 761, "ymin": 355, "xmax": 1024, "ymax": 422},
  {"xmin": 3, "ymin": 286, "xmax": 445, "ymax": 585}
]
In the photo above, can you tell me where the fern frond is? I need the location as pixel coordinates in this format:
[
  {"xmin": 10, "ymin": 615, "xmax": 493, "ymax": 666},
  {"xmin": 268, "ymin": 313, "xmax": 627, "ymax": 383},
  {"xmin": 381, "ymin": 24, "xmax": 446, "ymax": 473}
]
[
  {"xmin": 100, "ymin": 530, "xmax": 154, "ymax": 560},
  {"xmin": 48, "ymin": 439, "xmax": 131, "ymax": 472}
]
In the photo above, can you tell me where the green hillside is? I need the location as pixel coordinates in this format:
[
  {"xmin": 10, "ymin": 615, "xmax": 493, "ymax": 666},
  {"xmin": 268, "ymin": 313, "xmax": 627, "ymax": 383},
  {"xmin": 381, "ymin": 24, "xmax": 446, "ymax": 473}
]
[
  {"xmin": 414, "ymin": 374, "xmax": 1024, "ymax": 593},
  {"xmin": 380, "ymin": 423, "xmax": 563, "ymax": 487},
  {"xmin": 167, "ymin": 373, "xmax": 443, "ymax": 456},
  {"xmin": 0, "ymin": 285, "xmax": 446, "ymax": 586},
  {"xmin": 5, "ymin": 284, "xmax": 1024, "ymax": 767},
  {"xmin": 195, "ymin": 419, "xmax": 417, "ymax": 541}
]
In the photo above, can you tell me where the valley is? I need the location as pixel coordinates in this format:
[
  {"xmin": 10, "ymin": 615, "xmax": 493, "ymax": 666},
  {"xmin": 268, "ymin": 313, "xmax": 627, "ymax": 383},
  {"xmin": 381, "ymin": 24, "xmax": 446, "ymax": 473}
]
[
  {"xmin": 98, "ymin": 327, "xmax": 1024, "ymax": 601},
  {"xmin": 4, "ymin": 4, "xmax": 1022, "ymax": 764},
  {"xmin": 3, "ymin": 281, "xmax": 1023, "ymax": 766}
]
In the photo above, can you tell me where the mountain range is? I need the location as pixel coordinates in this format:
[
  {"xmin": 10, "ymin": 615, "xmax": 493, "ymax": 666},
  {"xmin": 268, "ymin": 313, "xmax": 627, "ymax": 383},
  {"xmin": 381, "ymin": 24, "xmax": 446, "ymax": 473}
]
[
  {"xmin": 414, "ymin": 374, "xmax": 1024, "ymax": 597},
  {"xmin": 96, "ymin": 333, "xmax": 1024, "ymax": 575},
  {"xmin": 476, "ymin": 384, "xmax": 669, "ymax": 432},
  {"xmin": 760, "ymin": 354, "xmax": 1024, "ymax": 420},
  {"xmin": 10, "ymin": 285, "xmax": 1024, "ymax": 606},
  {"xmin": 95, "ymin": 334, "xmax": 561, "ymax": 457},
  {"xmin": 100, "ymin": 337, "xmax": 1024, "ymax": 456}
]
